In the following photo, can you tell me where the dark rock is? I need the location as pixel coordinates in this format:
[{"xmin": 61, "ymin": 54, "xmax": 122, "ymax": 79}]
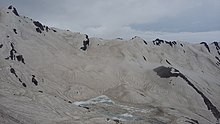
[
  {"xmin": 153, "ymin": 38, "xmax": 165, "ymax": 46},
  {"xmin": 180, "ymin": 43, "xmax": 183, "ymax": 47},
  {"xmin": 33, "ymin": 21, "xmax": 44, "ymax": 31},
  {"xmin": 13, "ymin": 29, "xmax": 17, "ymax": 34},
  {"xmin": 32, "ymin": 75, "xmax": 38, "ymax": 86},
  {"xmin": 143, "ymin": 40, "xmax": 147, "ymax": 45},
  {"xmin": 213, "ymin": 42, "xmax": 220, "ymax": 50},
  {"xmin": 113, "ymin": 119, "xmax": 121, "ymax": 124},
  {"xmin": 80, "ymin": 34, "xmax": 90, "ymax": 51},
  {"xmin": 172, "ymin": 41, "xmax": 177, "ymax": 45},
  {"xmin": 7, "ymin": 35, "xmax": 9, "ymax": 38},
  {"xmin": 200, "ymin": 42, "xmax": 210, "ymax": 53},
  {"xmin": 36, "ymin": 28, "xmax": 42, "ymax": 33},
  {"xmin": 18, "ymin": 78, "xmax": 22, "ymax": 82},
  {"xmin": 215, "ymin": 56, "xmax": 220, "ymax": 63},
  {"xmin": 8, "ymin": 5, "xmax": 12, "ymax": 9},
  {"xmin": 116, "ymin": 38, "xmax": 123, "ymax": 40},
  {"xmin": 218, "ymin": 51, "xmax": 220, "ymax": 56},
  {"xmin": 22, "ymin": 83, "xmax": 26, "ymax": 87},
  {"xmin": 12, "ymin": 8, "xmax": 19, "ymax": 16},
  {"xmin": 52, "ymin": 29, "xmax": 57, "ymax": 32},
  {"xmin": 46, "ymin": 26, "xmax": 49, "ymax": 32},
  {"xmin": 0, "ymin": 44, "xmax": 3, "ymax": 48},
  {"xmin": 16, "ymin": 55, "xmax": 25, "ymax": 64},
  {"xmin": 68, "ymin": 101, "xmax": 72, "ymax": 103},
  {"xmin": 165, "ymin": 41, "xmax": 173, "ymax": 47},
  {"xmin": 10, "ymin": 67, "xmax": 18, "ymax": 77},
  {"xmin": 38, "ymin": 91, "xmax": 43, "ymax": 93},
  {"xmin": 8, "ymin": 43, "xmax": 17, "ymax": 60}
]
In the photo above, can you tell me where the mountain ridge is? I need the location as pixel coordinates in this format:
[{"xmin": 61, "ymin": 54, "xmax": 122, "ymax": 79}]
[{"xmin": 0, "ymin": 6, "xmax": 220, "ymax": 124}]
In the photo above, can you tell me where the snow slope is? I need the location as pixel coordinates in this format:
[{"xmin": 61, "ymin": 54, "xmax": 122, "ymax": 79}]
[{"xmin": 0, "ymin": 6, "xmax": 220, "ymax": 124}]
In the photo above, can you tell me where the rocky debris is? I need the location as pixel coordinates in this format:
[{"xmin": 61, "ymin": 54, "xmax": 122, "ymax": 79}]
[
  {"xmin": 33, "ymin": 21, "xmax": 44, "ymax": 31},
  {"xmin": 32, "ymin": 75, "xmax": 38, "ymax": 86},
  {"xmin": 154, "ymin": 66, "xmax": 220, "ymax": 121},
  {"xmin": 80, "ymin": 34, "xmax": 90, "ymax": 51},
  {"xmin": 13, "ymin": 29, "xmax": 17, "ymax": 34},
  {"xmin": 200, "ymin": 42, "xmax": 210, "ymax": 53},
  {"xmin": 0, "ymin": 44, "xmax": 3, "ymax": 48}
]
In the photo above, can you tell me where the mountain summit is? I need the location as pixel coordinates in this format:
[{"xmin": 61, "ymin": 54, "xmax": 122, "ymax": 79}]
[{"xmin": 0, "ymin": 6, "xmax": 220, "ymax": 124}]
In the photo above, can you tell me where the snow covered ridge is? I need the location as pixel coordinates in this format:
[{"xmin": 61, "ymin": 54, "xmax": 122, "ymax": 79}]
[{"xmin": 0, "ymin": 5, "xmax": 220, "ymax": 124}]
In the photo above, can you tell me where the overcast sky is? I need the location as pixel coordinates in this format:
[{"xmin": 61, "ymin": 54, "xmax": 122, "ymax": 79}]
[{"xmin": 1, "ymin": 0, "xmax": 220, "ymax": 42}]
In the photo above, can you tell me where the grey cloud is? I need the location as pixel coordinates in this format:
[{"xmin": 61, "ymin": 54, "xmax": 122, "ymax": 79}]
[{"xmin": 0, "ymin": 0, "xmax": 220, "ymax": 42}]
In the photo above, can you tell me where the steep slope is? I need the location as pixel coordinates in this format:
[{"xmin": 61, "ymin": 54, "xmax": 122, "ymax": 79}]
[{"xmin": 0, "ymin": 6, "xmax": 220, "ymax": 124}]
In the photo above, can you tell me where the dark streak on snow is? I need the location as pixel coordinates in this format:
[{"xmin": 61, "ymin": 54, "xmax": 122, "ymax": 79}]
[
  {"xmin": 185, "ymin": 117, "xmax": 199, "ymax": 124},
  {"xmin": 154, "ymin": 66, "xmax": 220, "ymax": 121},
  {"xmin": 143, "ymin": 56, "xmax": 147, "ymax": 61},
  {"xmin": 166, "ymin": 60, "xmax": 172, "ymax": 65}
]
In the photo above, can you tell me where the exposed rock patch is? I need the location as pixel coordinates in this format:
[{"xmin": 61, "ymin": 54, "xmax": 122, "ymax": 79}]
[
  {"xmin": 33, "ymin": 21, "xmax": 44, "ymax": 31},
  {"xmin": 80, "ymin": 34, "xmax": 90, "ymax": 51},
  {"xmin": 154, "ymin": 66, "xmax": 220, "ymax": 121},
  {"xmin": 200, "ymin": 42, "xmax": 210, "ymax": 53}
]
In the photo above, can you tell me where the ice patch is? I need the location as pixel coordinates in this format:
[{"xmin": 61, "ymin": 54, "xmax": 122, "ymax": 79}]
[{"xmin": 74, "ymin": 95, "xmax": 114, "ymax": 106}]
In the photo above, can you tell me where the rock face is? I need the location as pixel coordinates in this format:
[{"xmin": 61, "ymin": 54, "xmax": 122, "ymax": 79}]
[{"xmin": 0, "ymin": 6, "xmax": 220, "ymax": 124}]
